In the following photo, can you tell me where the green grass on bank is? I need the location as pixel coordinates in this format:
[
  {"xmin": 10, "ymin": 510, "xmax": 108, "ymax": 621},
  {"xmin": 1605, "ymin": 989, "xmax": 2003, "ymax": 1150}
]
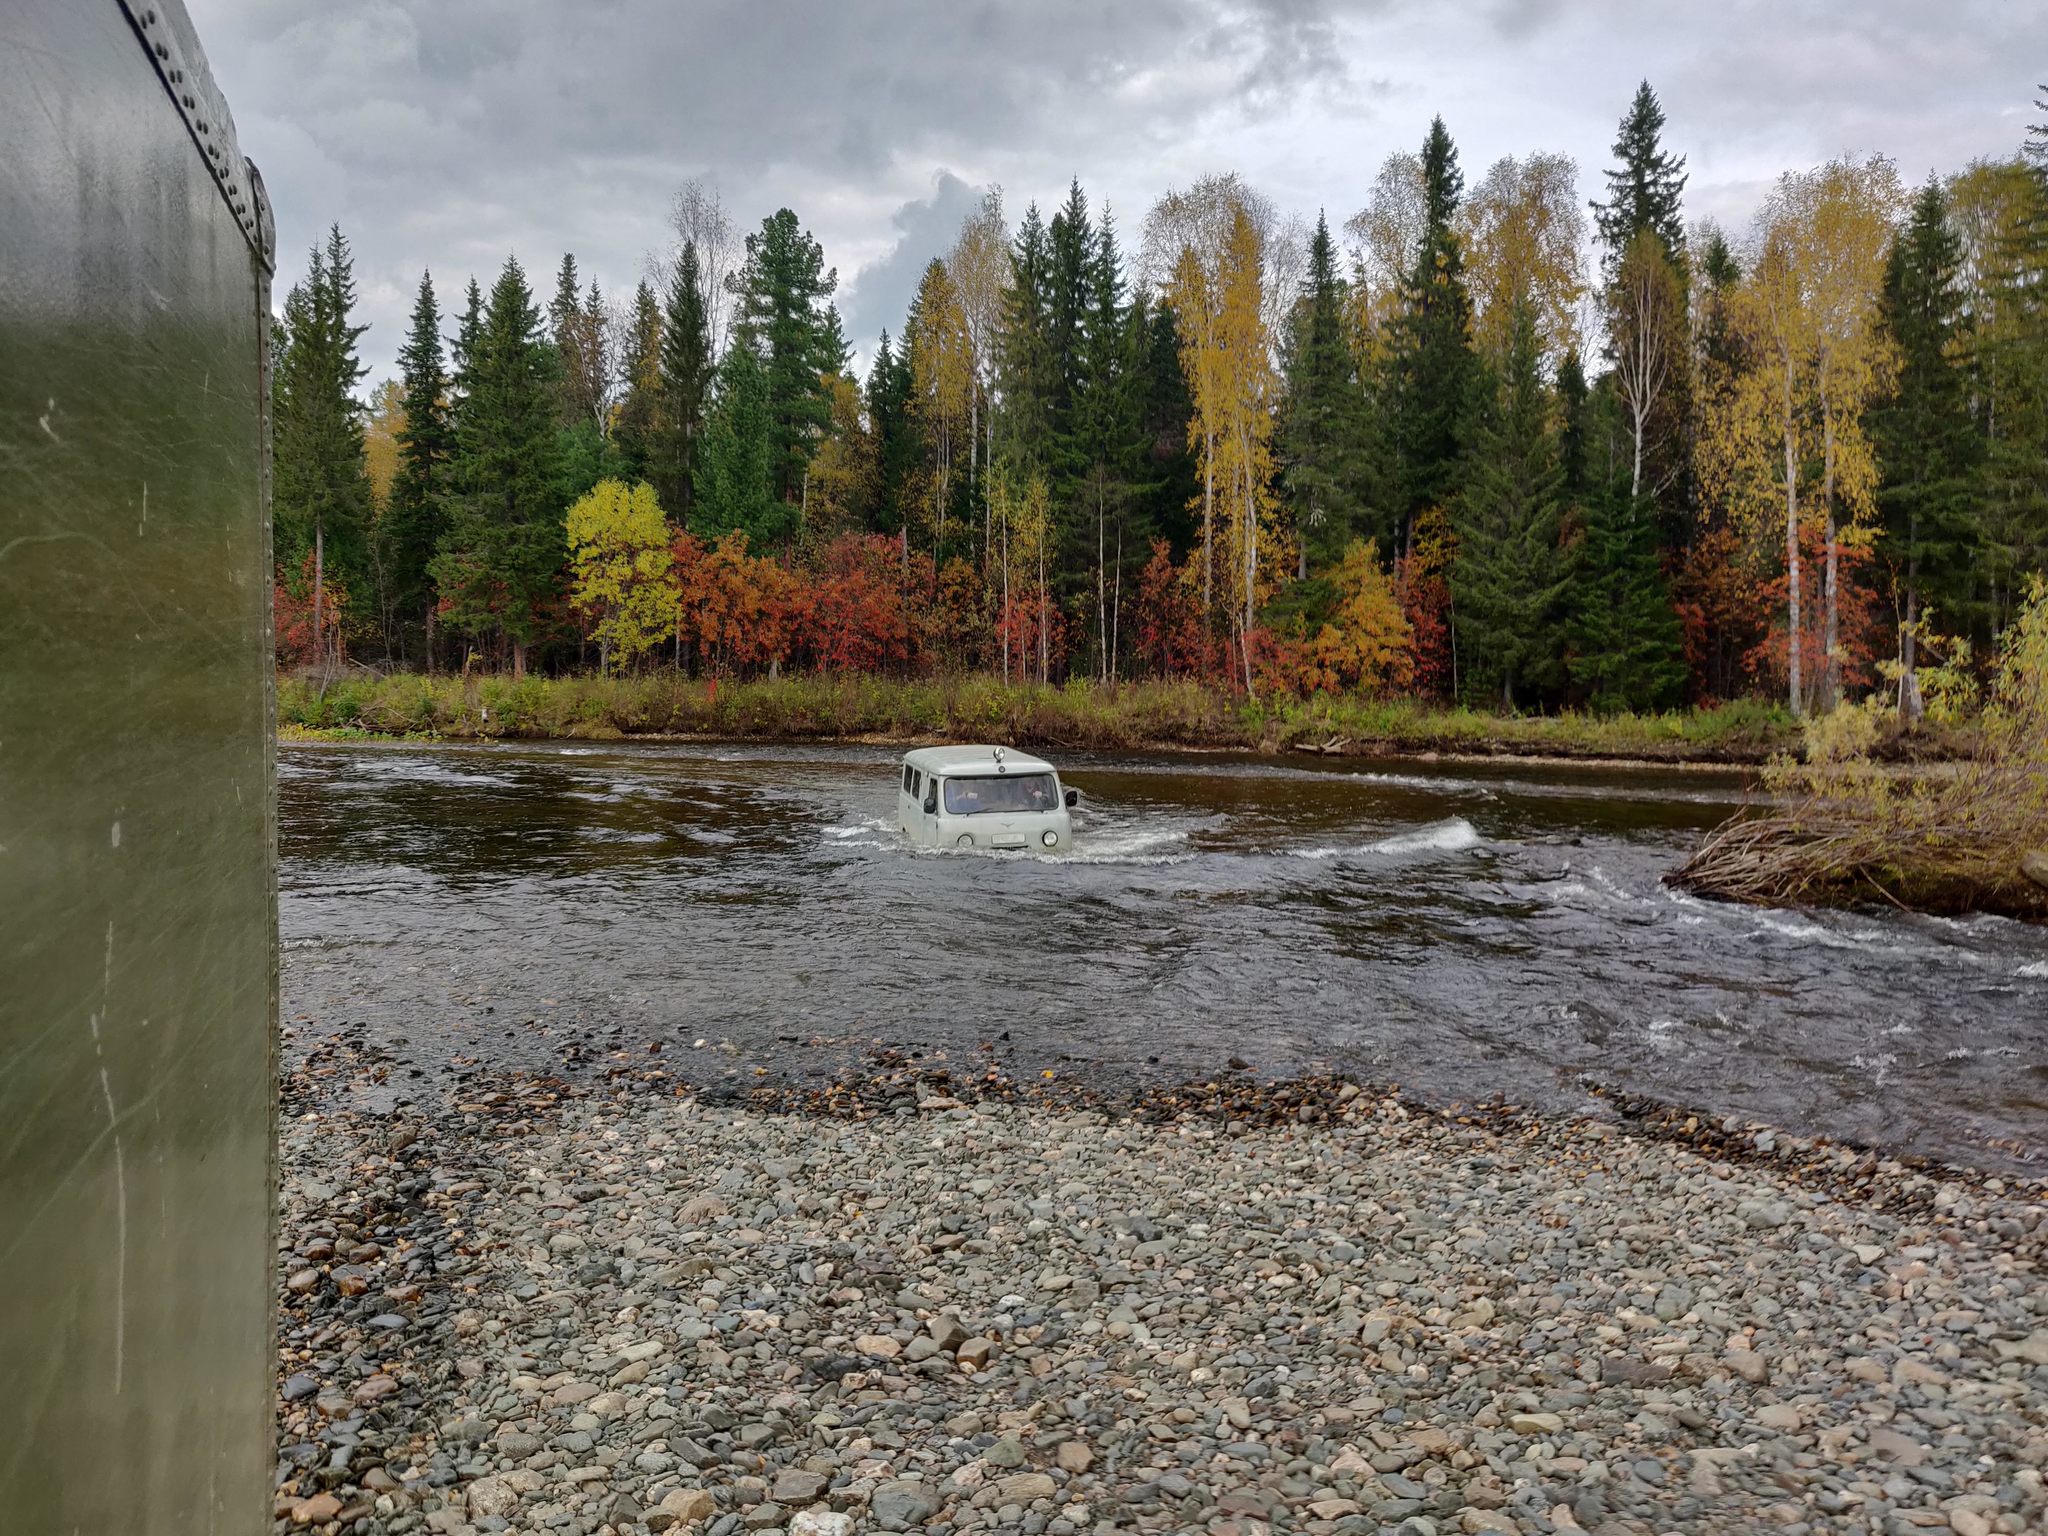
[{"xmin": 276, "ymin": 671, "xmax": 1807, "ymax": 763}]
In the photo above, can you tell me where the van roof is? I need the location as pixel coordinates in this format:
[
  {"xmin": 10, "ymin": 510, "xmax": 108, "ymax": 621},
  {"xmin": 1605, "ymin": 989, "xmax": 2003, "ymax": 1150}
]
[{"xmin": 903, "ymin": 744, "xmax": 1057, "ymax": 776}]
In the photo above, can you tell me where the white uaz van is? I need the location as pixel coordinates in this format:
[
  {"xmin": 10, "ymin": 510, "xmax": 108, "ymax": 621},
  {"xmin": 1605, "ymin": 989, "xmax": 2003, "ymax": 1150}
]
[{"xmin": 898, "ymin": 745, "xmax": 1077, "ymax": 852}]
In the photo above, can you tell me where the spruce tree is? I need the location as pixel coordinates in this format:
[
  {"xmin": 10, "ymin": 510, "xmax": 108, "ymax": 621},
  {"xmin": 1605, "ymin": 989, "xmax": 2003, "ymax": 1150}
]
[
  {"xmin": 450, "ymin": 278, "xmax": 483, "ymax": 409},
  {"xmin": 1453, "ymin": 299, "xmax": 1569, "ymax": 708},
  {"xmin": 1978, "ymin": 94, "xmax": 2048, "ymax": 632},
  {"xmin": 1872, "ymin": 180, "xmax": 1983, "ymax": 715},
  {"xmin": 1074, "ymin": 205, "xmax": 1145, "ymax": 676},
  {"xmin": 866, "ymin": 330, "xmax": 923, "ymax": 548},
  {"xmin": 1592, "ymin": 81, "xmax": 1688, "ymax": 271},
  {"xmin": 656, "ymin": 241, "xmax": 713, "ymax": 523},
  {"xmin": 1281, "ymin": 212, "xmax": 1368, "ymax": 573},
  {"xmin": 611, "ymin": 279, "xmax": 664, "ymax": 490},
  {"xmin": 273, "ymin": 224, "xmax": 373, "ymax": 663},
  {"xmin": 1384, "ymin": 117, "xmax": 1479, "ymax": 548},
  {"xmin": 1570, "ymin": 489, "xmax": 1688, "ymax": 713},
  {"xmin": 384, "ymin": 271, "xmax": 452, "ymax": 663},
  {"xmin": 432, "ymin": 256, "xmax": 565, "ymax": 675},
  {"xmin": 1046, "ymin": 180, "xmax": 1095, "ymax": 496},
  {"xmin": 998, "ymin": 203, "xmax": 1058, "ymax": 480},
  {"xmin": 693, "ymin": 338, "xmax": 781, "ymax": 545},
  {"xmin": 734, "ymin": 209, "xmax": 839, "ymax": 506},
  {"xmin": 547, "ymin": 254, "xmax": 586, "ymax": 427},
  {"xmin": 1136, "ymin": 297, "xmax": 1198, "ymax": 555}
]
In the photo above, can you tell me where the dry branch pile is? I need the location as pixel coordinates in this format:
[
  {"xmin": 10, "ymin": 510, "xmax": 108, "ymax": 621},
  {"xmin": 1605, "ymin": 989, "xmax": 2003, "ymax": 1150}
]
[{"xmin": 1673, "ymin": 583, "xmax": 2048, "ymax": 919}]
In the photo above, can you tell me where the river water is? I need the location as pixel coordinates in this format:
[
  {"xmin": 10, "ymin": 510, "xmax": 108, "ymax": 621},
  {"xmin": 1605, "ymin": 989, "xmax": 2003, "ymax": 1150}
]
[{"xmin": 279, "ymin": 741, "xmax": 2048, "ymax": 1173}]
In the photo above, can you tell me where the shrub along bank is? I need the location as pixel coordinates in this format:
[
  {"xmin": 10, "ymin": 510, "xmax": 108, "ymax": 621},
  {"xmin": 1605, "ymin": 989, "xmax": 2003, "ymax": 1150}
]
[{"xmin": 277, "ymin": 671, "xmax": 1800, "ymax": 763}]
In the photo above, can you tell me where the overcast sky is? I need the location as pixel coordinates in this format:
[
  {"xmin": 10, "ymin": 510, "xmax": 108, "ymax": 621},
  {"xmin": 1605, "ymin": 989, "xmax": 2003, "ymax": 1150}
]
[{"xmin": 186, "ymin": 0, "xmax": 2042, "ymax": 387}]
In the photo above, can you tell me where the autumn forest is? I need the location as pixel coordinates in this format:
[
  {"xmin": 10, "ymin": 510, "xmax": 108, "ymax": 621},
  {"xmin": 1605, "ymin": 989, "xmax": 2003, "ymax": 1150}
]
[{"xmin": 272, "ymin": 82, "xmax": 2048, "ymax": 722}]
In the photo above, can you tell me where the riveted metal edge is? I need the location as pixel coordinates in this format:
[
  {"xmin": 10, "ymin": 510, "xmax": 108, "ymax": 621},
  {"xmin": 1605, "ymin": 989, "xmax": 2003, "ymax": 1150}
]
[{"xmin": 119, "ymin": 0, "xmax": 275, "ymax": 270}]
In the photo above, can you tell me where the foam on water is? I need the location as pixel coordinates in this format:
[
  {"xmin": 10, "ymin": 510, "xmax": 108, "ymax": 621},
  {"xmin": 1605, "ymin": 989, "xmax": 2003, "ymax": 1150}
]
[
  {"xmin": 2019, "ymin": 960, "xmax": 2048, "ymax": 979},
  {"xmin": 1295, "ymin": 817, "xmax": 1481, "ymax": 861}
]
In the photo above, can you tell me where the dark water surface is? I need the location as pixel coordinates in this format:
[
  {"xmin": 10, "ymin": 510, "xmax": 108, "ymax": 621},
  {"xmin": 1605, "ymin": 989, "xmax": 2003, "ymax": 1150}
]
[{"xmin": 280, "ymin": 741, "xmax": 2048, "ymax": 1172}]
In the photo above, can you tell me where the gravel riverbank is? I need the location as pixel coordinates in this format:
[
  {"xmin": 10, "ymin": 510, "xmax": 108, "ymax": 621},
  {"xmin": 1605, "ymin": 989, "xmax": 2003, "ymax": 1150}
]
[{"xmin": 273, "ymin": 1049, "xmax": 2048, "ymax": 1536}]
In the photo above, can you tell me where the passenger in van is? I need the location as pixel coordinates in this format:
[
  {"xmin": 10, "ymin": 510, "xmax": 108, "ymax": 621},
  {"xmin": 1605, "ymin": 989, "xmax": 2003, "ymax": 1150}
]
[{"xmin": 954, "ymin": 782, "xmax": 983, "ymax": 813}]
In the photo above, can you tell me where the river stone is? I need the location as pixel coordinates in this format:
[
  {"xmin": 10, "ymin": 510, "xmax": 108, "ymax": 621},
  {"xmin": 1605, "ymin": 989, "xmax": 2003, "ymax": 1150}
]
[
  {"xmin": 465, "ymin": 1476, "xmax": 519, "ymax": 1517},
  {"xmin": 772, "ymin": 1468, "xmax": 828, "ymax": 1504},
  {"xmin": 2021, "ymin": 850, "xmax": 2048, "ymax": 890},
  {"xmin": 990, "ymin": 1472, "xmax": 1056, "ymax": 1503},
  {"xmin": 871, "ymin": 1480, "xmax": 939, "ymax": 1530}
]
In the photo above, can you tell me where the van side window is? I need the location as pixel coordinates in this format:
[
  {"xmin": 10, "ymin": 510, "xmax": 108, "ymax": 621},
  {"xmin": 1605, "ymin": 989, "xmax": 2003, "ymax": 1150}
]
[
  {"xmin": 902, "ymin": 765, "xmax": 914, "ymax": 793},
  {"xmin": 912, "ymin": 769, "xmax": 923, "ymax": 793},
  {"xmin": 923, "ymin": 779, "xmax": 938, "ymax": 815}
]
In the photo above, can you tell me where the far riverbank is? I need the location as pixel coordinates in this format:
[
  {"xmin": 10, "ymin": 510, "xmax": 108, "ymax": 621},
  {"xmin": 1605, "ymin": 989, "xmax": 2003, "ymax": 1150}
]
[{"xmin": 279, "ymin": 672, "xmax": 1822, "ymax": 767}]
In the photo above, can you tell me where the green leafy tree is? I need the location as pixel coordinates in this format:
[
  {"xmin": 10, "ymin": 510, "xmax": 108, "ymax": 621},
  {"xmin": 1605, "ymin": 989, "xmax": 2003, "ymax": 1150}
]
[
  {"xmin": 383, "ymin": 271, "xmax": 453, "ymax": 665},
  {"xmin": 273, "ymin": 224, "xmax": 373, "ymax": 666},
  {"xmin": 735, "ymin": 209, "xmax": 840, "ymax": 507},
  {"xmin": 432, "ymin": 256, "xmax": 566, "ymax": 675},
  {"xmin": 1281, "ymin": 211, "xmax": 1369, "ymax": 573},
  {"xmin": 1873, "ymin": 180, "xmax": 1985, "ymax": 718},
  {"xmin": 1453, "ymin": 299, "xmax": 1569, "ymax": 707},
  {"xmin": 694, "ymin": 337, "xmax": 783, "ymax": 545}
]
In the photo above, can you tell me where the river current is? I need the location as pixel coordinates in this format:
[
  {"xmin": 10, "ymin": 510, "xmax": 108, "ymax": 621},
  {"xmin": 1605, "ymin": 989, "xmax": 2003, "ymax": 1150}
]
[{"xmin": 279, "ymin": 741, "xmax": 2048, "ymax": 1173}]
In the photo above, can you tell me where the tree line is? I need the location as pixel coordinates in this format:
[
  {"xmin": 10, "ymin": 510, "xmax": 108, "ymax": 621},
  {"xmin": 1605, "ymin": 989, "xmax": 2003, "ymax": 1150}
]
[{"xmin": 273, "ymin": 81, "xmax": 2048, "ymax": 716}]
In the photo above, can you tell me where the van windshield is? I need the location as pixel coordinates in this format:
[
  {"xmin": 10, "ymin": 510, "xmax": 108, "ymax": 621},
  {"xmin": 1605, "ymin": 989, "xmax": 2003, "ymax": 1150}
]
[{"xmin": 943, "ymin": 773, "xmax": 1058, "ymax": 816}]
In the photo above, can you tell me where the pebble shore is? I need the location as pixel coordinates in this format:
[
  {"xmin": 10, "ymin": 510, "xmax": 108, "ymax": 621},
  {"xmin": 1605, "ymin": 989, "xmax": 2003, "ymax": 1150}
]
[{"xmin": 273, "ymin": 1054, "xmax": 2048, "ymax": 1536}]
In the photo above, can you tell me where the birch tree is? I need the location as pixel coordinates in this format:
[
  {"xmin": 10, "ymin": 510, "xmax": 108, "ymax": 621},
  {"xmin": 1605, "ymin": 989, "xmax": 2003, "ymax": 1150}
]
[{"xmin": 1459, "ymin": 151, "xmax": 1587, "ymax": 368}]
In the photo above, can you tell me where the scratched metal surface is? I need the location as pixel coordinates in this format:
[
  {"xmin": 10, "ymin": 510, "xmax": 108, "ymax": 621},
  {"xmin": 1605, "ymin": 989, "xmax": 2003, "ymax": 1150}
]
[{"xmin": 0, "ymin": 3, "xmax": 277, "ymax": 1530}]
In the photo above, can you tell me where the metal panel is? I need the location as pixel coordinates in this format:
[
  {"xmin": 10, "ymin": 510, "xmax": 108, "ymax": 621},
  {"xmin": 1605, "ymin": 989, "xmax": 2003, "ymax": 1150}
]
[{"xmin": 1, "ymin": 2, "xmax": 277, "ymax": 1531}]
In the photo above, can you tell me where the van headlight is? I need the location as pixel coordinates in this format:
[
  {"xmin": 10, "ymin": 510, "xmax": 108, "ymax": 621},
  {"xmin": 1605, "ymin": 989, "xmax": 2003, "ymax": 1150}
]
[
  {"xmin": 956, "ymin": 834, "xmax": 974, "ymax": 849},
  {"xmin": 1042, "ymin": 829, "xmax": 1059, "ymax": 848}
]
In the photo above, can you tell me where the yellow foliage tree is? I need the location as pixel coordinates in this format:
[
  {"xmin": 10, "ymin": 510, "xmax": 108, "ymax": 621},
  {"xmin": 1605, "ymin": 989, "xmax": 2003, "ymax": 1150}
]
[
  {"xmin": 1700, "ymin": 155, "xmax": 1900, "ymax": 715},
  {"xmin": 905, "ymin": 258, "xmax": 973, "ymax": 567},
  {"xmin": 363, "ymin": 378, "xmax": 404, "ymax": 505},
  {"xmin": 1343, "ymin": 151, "xmax": 1426, "ymax": 360},
  {"xmin": 566, "ymin": 479, "xmax": 676, "ymax": 674},
  {"xmin": 1301, "ymin": 540, "xmax": 1415, "ymax": 696},
  {"xmin": 802, "ymin": 373, "xmax": 876, "ymax": 550},
  {"xmin": 1459, "ymin": 152, "xmax": 1587, "ymax": 368},
  {"xmin": 1212, "ymin": 204, "xmax": 1289, "ymax": 691}
]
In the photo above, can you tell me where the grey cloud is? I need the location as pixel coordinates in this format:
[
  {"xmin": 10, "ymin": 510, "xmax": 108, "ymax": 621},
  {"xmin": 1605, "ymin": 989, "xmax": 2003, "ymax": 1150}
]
[
  {"xmin": 840, "ymin": 172, "xmax": 989, "ymax": 363},
  {"xmin": 184, "ymin": 0, "xmax": 2034, "ymax": 390}
]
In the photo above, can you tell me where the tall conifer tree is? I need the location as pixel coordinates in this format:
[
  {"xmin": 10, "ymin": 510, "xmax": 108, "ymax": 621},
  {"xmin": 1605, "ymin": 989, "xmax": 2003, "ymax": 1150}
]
[
  {"xmin": 1384, "ymin": 118, "xmax": 1479, "ymax": 548},
  {"xmin": 1873, "ymin": 181, "xmax": 1983, "ymax": 716},
  {"xmin": 273, "ymin": 224, "xmax": 373, "ymax": 665},
  {"xmin": 433, "ymin": 256, "xmax": 565, "ymax": 675},
  {"xmin": 611, "ymin": 279, "xmax": 664, "ymax": 489},
  {"xmin": 1453, "ymin": 299, "xmax": 1568, "ymax": 707},
  {"xmin": 694, "ymin": 339, "xmax": 781, "ymax": 545},
  {"xmin": 1592, "ymin": 82, "xmax": 1688, "ymax": 271},
  {"xmin": 735, "ymin": 209, "xmax": 840, "ymax": 507},
  {"xmin": 1281, "ymin": 212, "xmax": 1368, "ymax": 573},
  {"xmin": 384, "ymin": 271, "xmax": 452, "ymax": 662},
  {"xmin": 656, "ymin": 241, "xmax": 713, "ymax": 522}
]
